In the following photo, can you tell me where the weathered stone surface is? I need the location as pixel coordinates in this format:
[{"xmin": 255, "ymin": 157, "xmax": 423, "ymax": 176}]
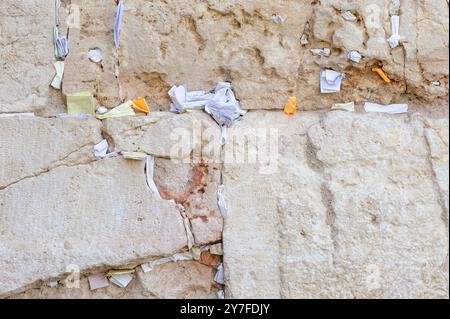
[
  {"xmin": 0, "ymin": 157, "xmax": 188, "ymax": 297},
  {"xmin": 105, "ymin": 112, "xmax": 221, "ymax": 161},
  {"xmin": 153, "ymin": 160, "xmax": 223, "ymax": 246},
  {"xmin": 62, "ymin": 0, "xmax": 122, "ymax": 108},
  {"xmin": 0, "ymin": 117, "xmax": 101, "ymax": 190},
  {"xmin": 138, "ymin": 261, "xmax": 219, "ymax": 299},
  {"xmin": 0, "ymin": 0, "xmax": 64, "ymax": 115},
  {"xmin": 224, "ymin": 111, "xmax": 449, "ymax": 298}
]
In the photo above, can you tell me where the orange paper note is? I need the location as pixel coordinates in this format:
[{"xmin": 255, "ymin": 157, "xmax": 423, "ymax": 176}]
[
  {"xmin": 284, "ymin": 97, "xmax": 297, "ymax": 115},
  {"xmin": 372, "ymin": 67, "xmax": 391, "ymax": 83},
  {"xmin": 131, "ymin": 98, "xmax": 150, "ymax": 114}
]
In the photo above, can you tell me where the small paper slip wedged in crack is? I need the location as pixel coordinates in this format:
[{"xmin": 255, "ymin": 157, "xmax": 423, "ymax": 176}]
[
  {"xmin": 93, "ymin": 139, "xmax": 118, "ymax": 159},
  {"xmin": 348, "ymin": 51, "xmax": 362, "ymax": 63},
  {"xmin": 169, "ymin": 85, "xmax": 214, "ymax": 113},
  {"xmin": 220, "ymin": 126, "xmax": 227, "ymax": 146},
  {"xmin": 141, "ymin": 252, "xmax": 193, "ymax": 273},
  {"xmin": 51, "ymin": 61, "xmax": 64, "ymax": 90},
  {"xmin": 364, "ymin": 102, "xmax": 408, "ymax": 114},
  {"xmin": 387, "ymin": 15, "xmax": 404, "ymax": 48},
  {"xmin": 341, "ymin": 11, "xmax": 357, "ymax": 22},
  {"xmin": 121, "ymin": 151, "xmax": 147, "ymax": 161},
  {"xmin": 110, "ymin": 274, "xmax": 134, "ymax": 288},
  {"xmin": 114, "ymin": 1, "xmax": 124, "ymax": 49},
  {"xmin": 96, "ymin": 106, "xmax": 108, "ymax": 115},
  {"xmin": 97, "ymin": 101, "xmax": 136, "ymax": 119},
  {"xmin": 218, "ymin": 185, "xmax": 229, "ymax": 219},
  {"xmin": 310, "ymin": 48, "xmax": 331, "ymax": 57},
  {"xmin": 88, "ymin": 274, "xmax": 110, "ymax": 290},
  {"xmin": 214, "ymin": 263, "xmax": 224, "ymax": 285},
  {"xmin": 331, "ymin": 102, "xmax": 355, "ymax": 112},
  {"xmin": 183, "ymin": 217, "xmax": 195, "ymax": 250},
  {"xmin": 271, "ymin": 15, "xmax": 284, "ymax": 24},
  {"xmin": 320, "ymin": 70, "xmax": 343, "ymax": 93},
  {"xmin": 88, "ymin": 49, "xmax": 103, "ymax": 63},
  {"xmin": 217, "ymin": 290, "xmax": 225, "ymax": 299},
  {"xmin": 146, "ymin": 155, "xmax": 162, "ymax": 199}
]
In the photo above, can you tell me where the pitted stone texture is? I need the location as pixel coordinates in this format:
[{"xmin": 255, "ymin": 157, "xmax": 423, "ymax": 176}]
[
  {"xmin": 0, "ymin": 117, "xmax": 101, "ymax": 190},
  {"xmin": 105, "ymin": 112, "xmax": 221, "ymax": 161},
  {"xmin": 62, "ymin": 0, "xmax": 122, "ymax": 108},
  {"xmin": 114, "ymin": 0, "xmax": 447, "ymax": 110},
  {"xmin": 137, "ymin": 261, "xmax": 219, "ymax": 299},
  {"xmin": 0, "ymin": 158, "xmax": 187, "ymax": 297},
  {"xmin": 224, "ymin": 111, "xmax": 449, "ymax": 299},
  {"xmin": 0, "ymin": 0, "xmax": 64, "ymax": 114}
]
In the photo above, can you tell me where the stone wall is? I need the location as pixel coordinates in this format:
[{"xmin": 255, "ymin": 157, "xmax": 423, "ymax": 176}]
[{"xmin": 0, "ymin": 0, "xmax": 448, "ymax": 298}]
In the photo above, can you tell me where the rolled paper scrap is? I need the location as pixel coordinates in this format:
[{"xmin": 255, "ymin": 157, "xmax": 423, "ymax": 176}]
[
  {"xmin": 131, "ymin": 97, "xmax": 150, "ymax": 113},
  {"xmin": 372, "ymin": 67, "xmax": 391, "ymax": 83},
  {"xmin": 284, "ymin": 97, "xmax": 297, "ymax": 115}
]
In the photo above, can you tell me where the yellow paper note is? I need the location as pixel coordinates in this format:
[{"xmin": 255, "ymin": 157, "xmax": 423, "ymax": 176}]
[
  {"xmin": 331, "ymin": 102, "xmax": 355, "ymax": 112},
  {"xmin": 121, "ymin": 151, "xmax": 148, "ymax": 161},
  {"xmin": 284, "ymin": 97, "xmax": 297, "ymax": 115},
  {"xmin": 97, "ymin": 101, "xmax": 136, "ymax": 120},
  {"xmin": 67, "ymin": 91, "xmax": 95, "ymax": 116}
]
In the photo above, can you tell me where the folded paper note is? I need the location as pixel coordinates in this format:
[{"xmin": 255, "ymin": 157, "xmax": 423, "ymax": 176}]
[
  {"xmin": 131, "ymin": 97, "xmax": 150, "ymax": 113},
  {"xmin": 204, "ymin": 82, "xmax": 243, "ymax": 127},
  {"xmin": 146, "ymin": 155, "xmax": 162, "ymax": 199},
  {"xmin": 110, "ymin": 274, "xmax": 134, "ymax": 288},
  {"xmin": 183, "ymin": 217, "xmax": 195, "ymax": 250},
  {"xmin": 310, "ymin": 48, "xmax": 331, "ymax": 57},
  {"xmin": 364, "ymin": 102, "xmax": 408, "ymax": 114},
  {"xmin": 88, "ymin": 274, "xmax": 110, "ymax": 290},
  {"xmin": 67, "ymin": 91, "xmax": 95, "ymax": 116},
  {"xmin": 320, "ymin": 70, "xmax": 343, "ymax": 93},
  {"xmin": 93, "ymin": 139, "xmax": 118, "ymax": 159},
  {"xmin": 121, "ymin": 152, "xmax": 147, "ymax": 161},
  {"xmin": 387, "ymin": 15, "xmax": 404, "ymax": 48},
  {"xmin": 214, "ymin": 263, "xmax": 224, "ymax": 285},
  {"xmin": 114, "ymin": 1, "xmax": 124, "ymax": 49},
  {"xmin": 169, "ymin": 82, "xmax": 243, "ymax": 127},
  {"xmin": 341, "ymin": 11, "xmax": 357, "ymax": 22},
  {"xmin": 284, "ymin": 97, "xmax": 297, "ymax": 115},
  {"xmin": 97, "ymin": 101, "xmax": 135, "ymax": 119},
  {"xmin": 141, "ymin": 252, "xmax": 193, "ymax": 273},
  {"xmin": 51, "ymin": 61, "xmax": 65, "ymax": 90},
  {"xmin": 372, "ymin": 67, "xmax": 391, "ymax": 83},
  {"xmin": 331, "ymin": 102, "xmax": 355, "ymax": 112},
  {"xmin": 218, "ymin": 185, "xmax": 229, "ymax": 219},
  {"xmin": 348, "ymin": 51, "xmax": 362, "ymax": 63}
]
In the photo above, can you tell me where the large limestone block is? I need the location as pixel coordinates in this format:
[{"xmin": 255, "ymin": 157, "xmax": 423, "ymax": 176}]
[
  {"xmin": 223, "ymin": 111, "xmax": 324, "ymax": 298},
  {"xmin": 0, "ymin": 0, "xmax": 64, "ymax": 114},
  {"xmin": 0, "ymin": 117, "xmax": 102, "ymax": 190},
  {"xmin": 0, "ymin": 158, "xmax": 187, "ymax": 297},
  {"xmin": 223, "ymin": 111, "xmax": 449, "ymax": 298}
]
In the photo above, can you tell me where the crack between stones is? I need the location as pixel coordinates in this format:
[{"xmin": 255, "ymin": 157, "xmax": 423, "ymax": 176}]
[{"xmin": 0, "ymin": 143, "xmax": 95, "ymax": 192}]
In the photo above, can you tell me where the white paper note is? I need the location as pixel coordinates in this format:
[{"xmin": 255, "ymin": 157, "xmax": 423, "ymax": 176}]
[
  {"xmin": 364, "ymin": 102, "xmax": 408, "ymax": 114},
  {"xmin": 320, "ymin": 70, "xmax": 343, "ymax": 93},
  {"xmin": 51, "ymin": 61, "xmax": 65, "ymax": 90}
]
